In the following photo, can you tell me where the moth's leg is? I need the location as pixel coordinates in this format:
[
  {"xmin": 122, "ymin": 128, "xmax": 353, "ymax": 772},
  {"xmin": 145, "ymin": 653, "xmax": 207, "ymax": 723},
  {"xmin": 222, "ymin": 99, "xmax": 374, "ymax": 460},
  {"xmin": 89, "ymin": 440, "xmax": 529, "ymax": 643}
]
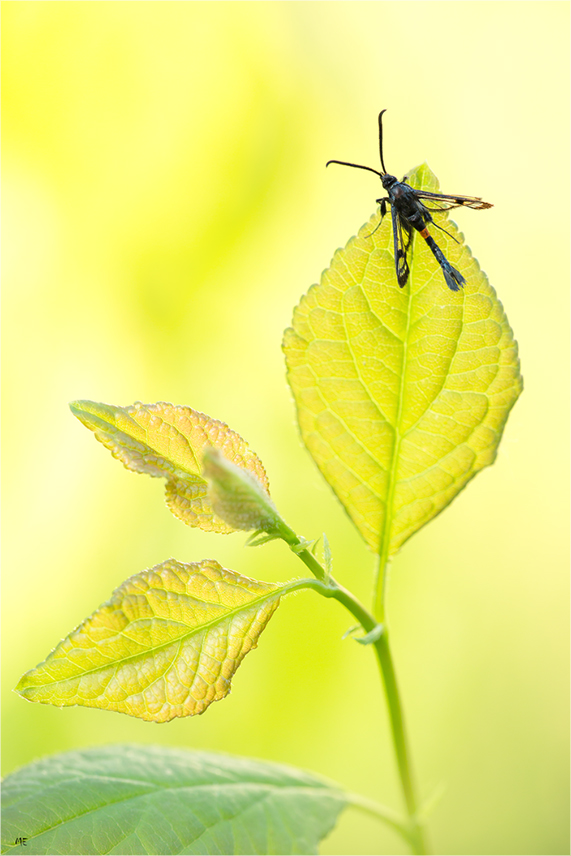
[
  {"xmin": 376, "ymin": 197, "xmax": 390, "ymax": 219},
  {"xmin": 366, "ymin": 198, "xmax": 390, "ymax": 238}
]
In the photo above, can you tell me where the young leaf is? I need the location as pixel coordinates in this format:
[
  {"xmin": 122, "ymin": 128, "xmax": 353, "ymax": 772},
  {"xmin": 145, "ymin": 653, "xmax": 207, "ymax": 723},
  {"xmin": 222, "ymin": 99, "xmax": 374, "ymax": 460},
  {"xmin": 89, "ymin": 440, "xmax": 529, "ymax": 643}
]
[
  {"xmin": 245, "ymin": 530, "xmax": 282, "ymax": 547},
  {"xmin": 203, "ymin": 446, "xmax": 280, "ymax": 532},
  {"xmin": 322, "ymin": 532, "xmax": 332, "ymax": 581},
  {"xmin": 70, "ymin": 400, "xmax": 270, "ymax": 534},
  {"xmin": 283, "ymin": 164, "xmax": 522, "ymax": 555},
  {"xmin": 15, "ymin": 559, "xmax": 283, "ymax": 722},
  {"xmin": 1, "ymin": 744, "xmax": 348, "ymax": 855},
  {"xmin": 354, "ymin": 624, "xmax": 384, "ymax": 646}
]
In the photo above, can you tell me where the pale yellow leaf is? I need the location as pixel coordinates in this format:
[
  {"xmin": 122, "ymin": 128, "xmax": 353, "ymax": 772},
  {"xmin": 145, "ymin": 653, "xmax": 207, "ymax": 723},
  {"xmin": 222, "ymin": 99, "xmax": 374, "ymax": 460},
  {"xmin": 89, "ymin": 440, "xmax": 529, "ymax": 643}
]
[{"xmin": 70, "ymin": 401, "xmax": 270, "ymax": 533}]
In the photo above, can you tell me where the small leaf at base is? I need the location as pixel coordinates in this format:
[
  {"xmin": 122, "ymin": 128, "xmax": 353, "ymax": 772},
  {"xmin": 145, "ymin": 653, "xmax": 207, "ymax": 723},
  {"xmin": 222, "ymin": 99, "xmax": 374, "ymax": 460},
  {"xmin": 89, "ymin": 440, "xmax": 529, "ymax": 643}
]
[{"xmin": 354, "ymin": 623, "xmax": 384, "ymax": 645}]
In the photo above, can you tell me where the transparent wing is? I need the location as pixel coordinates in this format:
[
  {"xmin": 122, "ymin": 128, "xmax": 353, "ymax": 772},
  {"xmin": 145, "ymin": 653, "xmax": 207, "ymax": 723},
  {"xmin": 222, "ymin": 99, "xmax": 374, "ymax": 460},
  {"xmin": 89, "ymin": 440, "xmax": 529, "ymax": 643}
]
[{"xmin": 414, "ymin": 189, "xmax": 493, "ymax": 210}]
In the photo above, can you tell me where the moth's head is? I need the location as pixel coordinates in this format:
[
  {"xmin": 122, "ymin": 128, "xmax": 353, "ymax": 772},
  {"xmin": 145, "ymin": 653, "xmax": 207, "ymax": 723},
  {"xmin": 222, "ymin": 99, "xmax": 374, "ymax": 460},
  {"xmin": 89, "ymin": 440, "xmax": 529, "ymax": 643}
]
[{"xmin": 381, "ymin": 173, "xmax": 398, "ymax": 191}]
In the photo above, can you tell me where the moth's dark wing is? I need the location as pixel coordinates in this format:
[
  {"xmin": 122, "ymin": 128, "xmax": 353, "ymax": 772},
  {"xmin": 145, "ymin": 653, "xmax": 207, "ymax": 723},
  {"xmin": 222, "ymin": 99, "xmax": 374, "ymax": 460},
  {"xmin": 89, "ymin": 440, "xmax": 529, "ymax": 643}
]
[
  {"xmin": 413, "ymin": 189, "xmax": 493, "ymax": 210},
  {"xmin": 390, "ymin": 205, "xmax": 413, "ymax": 288}
]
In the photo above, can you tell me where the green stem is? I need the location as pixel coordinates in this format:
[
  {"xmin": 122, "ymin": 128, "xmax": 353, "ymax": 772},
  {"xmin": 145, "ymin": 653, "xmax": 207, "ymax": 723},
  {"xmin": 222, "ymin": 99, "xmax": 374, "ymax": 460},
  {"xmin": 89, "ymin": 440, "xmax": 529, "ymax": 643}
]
[
  {"xmin": 374, "ymin": 547, "xmax": 426, "ymax": 853},
  {"xmin": 345, "ymin": 791, "xmax": 413, "ymax": 845},
  {"xmin": 373, "ymin": 551, "xmax": 391, "ymax": 623},
  {"xmin": 329, "ymin": 584, "xmax": 426, "ymax": 854},
  {"xmin": 274, "ymin": 519, "xmax": 327, "ymax": 581},
  {"xmin": 277, "ymin": 523, "xmax": 427, "ymax": 854},
  {"xmin": 374, "ymin": 629, "xmax": 426, "ymax": 855}
]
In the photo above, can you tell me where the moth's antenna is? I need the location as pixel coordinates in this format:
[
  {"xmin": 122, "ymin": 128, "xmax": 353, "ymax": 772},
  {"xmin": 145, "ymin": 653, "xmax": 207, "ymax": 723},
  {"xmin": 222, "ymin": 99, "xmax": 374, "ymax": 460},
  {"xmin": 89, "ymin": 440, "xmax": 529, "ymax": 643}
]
[
  {"xmin": 326, "ymin": 159, "xmax": 382, "ymax": 177},
  {"xmin": 378, "ymin": 109, "xmax": 388, "ymax": 175}
]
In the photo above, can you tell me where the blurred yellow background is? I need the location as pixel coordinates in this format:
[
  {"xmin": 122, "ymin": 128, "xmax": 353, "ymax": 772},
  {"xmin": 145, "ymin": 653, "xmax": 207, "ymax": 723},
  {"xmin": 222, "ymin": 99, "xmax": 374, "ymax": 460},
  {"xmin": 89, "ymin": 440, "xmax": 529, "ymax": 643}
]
[{"xmin": 2, "ymin": 3, "xmax": 569, "ymax": 854}]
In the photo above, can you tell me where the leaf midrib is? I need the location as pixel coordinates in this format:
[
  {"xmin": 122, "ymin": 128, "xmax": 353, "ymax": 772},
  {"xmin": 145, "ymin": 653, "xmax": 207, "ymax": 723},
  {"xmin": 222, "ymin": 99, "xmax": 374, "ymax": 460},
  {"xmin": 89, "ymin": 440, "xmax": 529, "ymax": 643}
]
[
  {"xmin": 9, "ymin": 781, "xmax": 344, "ymax": 848},
  {"xmin": 375, "ymin": 240, "xmax": 416, "ymax": 575},
  {"xmin": 21, "ymin": 585, "xmax": 282, "ymax": 690},
  {"xmin": 108, "ymin": 422, "xmax": 202, "ymax": 482}
]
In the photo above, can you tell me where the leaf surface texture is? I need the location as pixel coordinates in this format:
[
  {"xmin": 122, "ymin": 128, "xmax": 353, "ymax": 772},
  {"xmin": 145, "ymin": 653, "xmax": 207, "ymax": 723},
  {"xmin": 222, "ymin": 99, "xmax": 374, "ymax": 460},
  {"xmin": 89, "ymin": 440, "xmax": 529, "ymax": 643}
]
[
  {"xmin": 283, "ymin": 164, "xmax": 522, "ymax": 553},
  {"xmin": 16, "ymin": 560, "xmax": 281, "ymax": 722},
  {"xmin": 1, "ymin": 744, "xmax": 347, "ymax": 854},
  {"xmin": 70, "ymin": 401, "xmax": 269, "ymax": 533}
]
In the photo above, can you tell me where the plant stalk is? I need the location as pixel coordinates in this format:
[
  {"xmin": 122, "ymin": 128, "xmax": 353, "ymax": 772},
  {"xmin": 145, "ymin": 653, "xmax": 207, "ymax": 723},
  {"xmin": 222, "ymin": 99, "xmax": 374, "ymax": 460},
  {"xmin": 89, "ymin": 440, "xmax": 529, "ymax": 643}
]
[
  {"xmin": 373, "ymin": 627, "xmax": 427, "ymax": 855},
  {"xmin": 327, "ymin": 581, "xmax": 427, "ymax": 854},
  {"xmin": 278, "ymin": 523, "xmax": 427, "ymax": 854}
]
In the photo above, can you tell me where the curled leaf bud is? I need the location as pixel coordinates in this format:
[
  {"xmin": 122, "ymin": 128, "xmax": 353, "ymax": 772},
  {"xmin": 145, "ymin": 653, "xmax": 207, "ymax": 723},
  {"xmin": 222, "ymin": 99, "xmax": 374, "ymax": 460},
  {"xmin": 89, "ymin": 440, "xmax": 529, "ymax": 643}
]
[{"xmin": 202, "ymin": 446, "xmax": 280, "ymax": 532}]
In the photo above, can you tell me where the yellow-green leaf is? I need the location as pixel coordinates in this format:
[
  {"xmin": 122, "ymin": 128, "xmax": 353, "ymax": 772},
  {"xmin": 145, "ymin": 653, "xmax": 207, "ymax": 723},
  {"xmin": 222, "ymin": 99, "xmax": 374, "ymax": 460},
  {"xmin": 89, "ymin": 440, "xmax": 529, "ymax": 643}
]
[
  {"xmin": 16, "ymin": 559, "xmax": 281, "ymax": 722},
  {"xmin": 70, "ymin": 400, "xmax": 270, "ymax": 533},
  {"xmin": 283, "ymin": 164, "xmax": 522, "ymax": 555}
]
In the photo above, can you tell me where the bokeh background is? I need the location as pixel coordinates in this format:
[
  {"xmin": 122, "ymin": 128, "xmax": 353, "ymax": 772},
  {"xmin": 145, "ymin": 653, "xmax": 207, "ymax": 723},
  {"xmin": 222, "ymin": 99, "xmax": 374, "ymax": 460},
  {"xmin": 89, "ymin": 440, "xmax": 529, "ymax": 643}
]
[{"xmin": 2, "ymin": 3, "xmax": 569, "ymax": 854}]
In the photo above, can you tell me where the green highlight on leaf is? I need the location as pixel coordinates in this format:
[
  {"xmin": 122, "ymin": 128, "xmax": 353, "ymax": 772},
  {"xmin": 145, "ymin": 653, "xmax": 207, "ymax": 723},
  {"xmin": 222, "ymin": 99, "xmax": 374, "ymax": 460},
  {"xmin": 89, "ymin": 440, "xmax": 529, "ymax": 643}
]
[
  {"xmin": 70, "ymin": 400, "xmax": 270, "ymax": 534},
  {"xmin": 1, "ymin": 744, "xmax": 348, "ymax": 855},
  {"xmin": 15, "ymin": 559, "xmax": 283, "ymax": 722},
  {"xmin": 340, "ymin": 623, "xmax": 384, "ymax": 645},
  {"xmin": 283, "ymin": 164, "xmax": 523, "ymax": 556},
  {"xmin": 354, "ymin": 624, "xmax": 384, "ymax": 646},
  {"xmin": 245, "ymin": 529, "xmax": 282, "ymax": 548}
]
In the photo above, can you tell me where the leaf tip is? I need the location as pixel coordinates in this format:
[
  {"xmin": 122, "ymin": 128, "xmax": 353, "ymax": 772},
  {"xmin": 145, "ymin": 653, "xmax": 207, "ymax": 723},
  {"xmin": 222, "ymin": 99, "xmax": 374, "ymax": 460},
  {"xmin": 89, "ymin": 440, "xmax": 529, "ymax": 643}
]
[{"xmin": 69, "ymin": 399, "xmax": 88, "ymax": 416}]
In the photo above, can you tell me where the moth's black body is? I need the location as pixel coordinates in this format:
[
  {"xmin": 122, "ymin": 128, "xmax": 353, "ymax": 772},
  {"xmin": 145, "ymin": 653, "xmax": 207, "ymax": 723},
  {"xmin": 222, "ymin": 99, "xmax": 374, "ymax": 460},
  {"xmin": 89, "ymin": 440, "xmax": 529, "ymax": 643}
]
[{"xmin": 327, "ymin": 111, "xmax": 492, "ymax": 292}]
